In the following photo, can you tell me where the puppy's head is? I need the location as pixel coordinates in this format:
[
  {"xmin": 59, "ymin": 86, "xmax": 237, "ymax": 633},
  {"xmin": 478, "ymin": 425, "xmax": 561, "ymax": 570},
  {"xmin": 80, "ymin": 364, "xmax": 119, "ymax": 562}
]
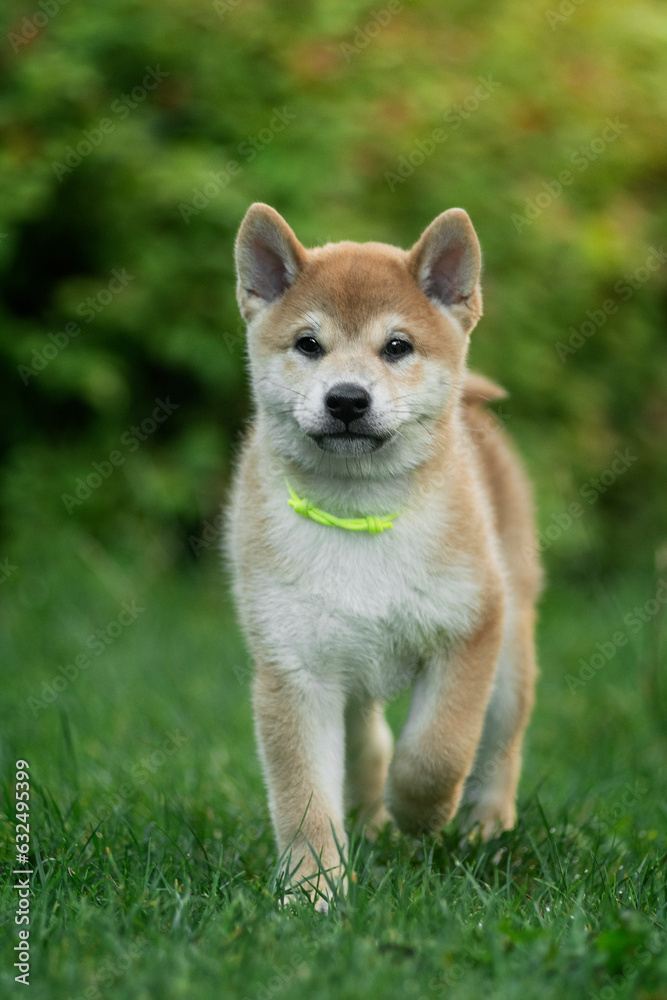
[{"xmin": 235, "ymin": 204, "xmax": 482, "ymax": 476}]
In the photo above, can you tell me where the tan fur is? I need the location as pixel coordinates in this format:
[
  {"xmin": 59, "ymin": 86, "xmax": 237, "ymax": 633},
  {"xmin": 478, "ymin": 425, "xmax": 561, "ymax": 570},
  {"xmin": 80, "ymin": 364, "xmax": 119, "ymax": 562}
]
[{"xmin": 227, "ymin": 204, "xmax": 541, "ymax": 911}]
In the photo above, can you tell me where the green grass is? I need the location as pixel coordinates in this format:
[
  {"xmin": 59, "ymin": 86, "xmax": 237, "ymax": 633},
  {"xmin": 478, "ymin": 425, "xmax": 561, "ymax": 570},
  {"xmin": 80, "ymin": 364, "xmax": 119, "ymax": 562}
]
[{"xmin": 1, "ymin": 531, "xmax": 666, "ymax": 999}]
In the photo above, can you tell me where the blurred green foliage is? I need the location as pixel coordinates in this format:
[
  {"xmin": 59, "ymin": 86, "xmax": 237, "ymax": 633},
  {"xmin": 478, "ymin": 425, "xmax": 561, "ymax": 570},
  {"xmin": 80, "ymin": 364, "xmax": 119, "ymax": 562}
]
[{"xmin": 0, "ymin": 0, "xmax": 665, "ymax": 580}]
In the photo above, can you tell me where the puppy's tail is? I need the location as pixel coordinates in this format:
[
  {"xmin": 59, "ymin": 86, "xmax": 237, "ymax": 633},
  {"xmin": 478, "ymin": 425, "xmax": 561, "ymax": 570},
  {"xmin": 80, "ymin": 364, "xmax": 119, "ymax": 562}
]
[{"xmin": 462, "ymin": 371, "xmax": 508, "ymax": 406}]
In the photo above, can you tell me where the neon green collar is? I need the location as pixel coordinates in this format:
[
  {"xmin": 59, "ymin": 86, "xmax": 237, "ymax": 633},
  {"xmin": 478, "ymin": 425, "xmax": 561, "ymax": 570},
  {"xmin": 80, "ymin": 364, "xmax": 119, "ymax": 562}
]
[{"xmin": 286, "ymin": 482, "xmax": 398, "ymax": 534}]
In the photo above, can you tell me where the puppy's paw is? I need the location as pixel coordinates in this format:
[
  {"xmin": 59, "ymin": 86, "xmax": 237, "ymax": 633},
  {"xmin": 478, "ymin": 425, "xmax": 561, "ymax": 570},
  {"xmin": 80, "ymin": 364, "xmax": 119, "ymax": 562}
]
[
  {"xmin": 460, "ymin": 797, "xmax": 516, "ymax": 842},
  {"xmin": 350, "ymin": 801, "xmax": 391, "ymax": 839},
  {"xmin": 280, "ymin": 858, "xmax": 347, "ymax": 914},
  {"xmin": 386, "ymin": 755, "xmax": 464, "ymax": 836},
  {"xmin": 280, "ymin": 883, "xmax": 334, "ymax": 914},
  {"xmin": 387, "ymin": 797, "xmax": 455, "ymax": 837}
]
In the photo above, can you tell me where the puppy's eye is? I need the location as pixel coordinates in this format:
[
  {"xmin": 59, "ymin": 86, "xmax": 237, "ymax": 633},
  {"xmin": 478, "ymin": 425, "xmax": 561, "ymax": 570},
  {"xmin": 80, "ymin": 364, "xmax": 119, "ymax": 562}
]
[
  {"xmin": 295, "ymin": 335, "xmax": 323, "ymax": 358},
  {"xmin": 383, "ymin": 338, "xmax": 413, "ymax": 361}
]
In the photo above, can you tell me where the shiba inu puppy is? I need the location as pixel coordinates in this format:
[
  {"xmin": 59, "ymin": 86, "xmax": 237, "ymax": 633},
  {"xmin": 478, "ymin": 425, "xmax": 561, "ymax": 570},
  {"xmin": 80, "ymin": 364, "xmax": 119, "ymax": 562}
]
[{"xmin": 227, "ymin": 203, "xmax": 541, "ymax": 911}]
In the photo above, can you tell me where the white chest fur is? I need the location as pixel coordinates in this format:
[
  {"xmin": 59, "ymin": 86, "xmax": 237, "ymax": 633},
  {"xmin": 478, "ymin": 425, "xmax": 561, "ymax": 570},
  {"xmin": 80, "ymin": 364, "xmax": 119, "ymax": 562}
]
[{"xmin": 235, "ymin": 486, "xmax": 482, "ymax": 702}]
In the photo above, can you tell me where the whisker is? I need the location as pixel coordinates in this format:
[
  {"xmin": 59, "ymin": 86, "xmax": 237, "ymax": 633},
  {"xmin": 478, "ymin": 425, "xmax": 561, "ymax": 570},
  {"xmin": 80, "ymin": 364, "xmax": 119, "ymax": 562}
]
[
  {"xmin": 259, "ymin": 376, "xmax": 308, "ymax": 399},
  {"xmin": 415, "ymin": 418, "xmax": 437, "ymax": 444},
  {"xmin": 392, "ymin": 393, "xmax": 420, "ymax": 405}
]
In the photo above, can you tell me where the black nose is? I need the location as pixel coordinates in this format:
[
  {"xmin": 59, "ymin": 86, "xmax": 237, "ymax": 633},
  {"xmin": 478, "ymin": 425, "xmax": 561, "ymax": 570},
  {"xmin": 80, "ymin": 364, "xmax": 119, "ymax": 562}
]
[{"xmin": 325, "ymin": 383, "xmax": 371, "ymax": 428}]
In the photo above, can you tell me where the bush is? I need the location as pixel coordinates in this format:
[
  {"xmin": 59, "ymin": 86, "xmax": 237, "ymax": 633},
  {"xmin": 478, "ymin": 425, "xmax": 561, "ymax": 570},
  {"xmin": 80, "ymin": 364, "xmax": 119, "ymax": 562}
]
[{"xmin": 1, "ymin": 0, "xmax": 665, "ymax": 579}]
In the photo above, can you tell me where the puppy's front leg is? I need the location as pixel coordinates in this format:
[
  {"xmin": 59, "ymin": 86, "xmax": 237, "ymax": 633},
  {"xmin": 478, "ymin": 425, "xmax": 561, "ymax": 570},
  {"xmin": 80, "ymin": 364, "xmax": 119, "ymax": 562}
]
[
  {"xmin": 386, "ymin": 601, "xmax": 504, "ymax": 836},
  {"xmin": 253, "ymin": 663, "xmax": 347, "ymax": 911}
]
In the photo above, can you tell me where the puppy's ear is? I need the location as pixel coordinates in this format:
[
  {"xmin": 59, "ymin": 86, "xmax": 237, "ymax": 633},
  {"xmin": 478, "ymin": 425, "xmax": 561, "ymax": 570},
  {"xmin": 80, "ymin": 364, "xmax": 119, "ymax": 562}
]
[
  {"xmin": 408, "ymin": 208, "xmax": 482, "ymax": 333},
  {"xmin": 235, "ymin": 203, "xmax": 306, "ymax": 321}
]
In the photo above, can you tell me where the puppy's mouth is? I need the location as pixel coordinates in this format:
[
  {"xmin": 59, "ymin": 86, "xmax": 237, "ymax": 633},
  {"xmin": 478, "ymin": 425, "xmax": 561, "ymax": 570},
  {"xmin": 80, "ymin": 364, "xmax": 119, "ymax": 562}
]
[{"xmin": 310, "ymin": 431, "xmax": 392, "ymax": 454}]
